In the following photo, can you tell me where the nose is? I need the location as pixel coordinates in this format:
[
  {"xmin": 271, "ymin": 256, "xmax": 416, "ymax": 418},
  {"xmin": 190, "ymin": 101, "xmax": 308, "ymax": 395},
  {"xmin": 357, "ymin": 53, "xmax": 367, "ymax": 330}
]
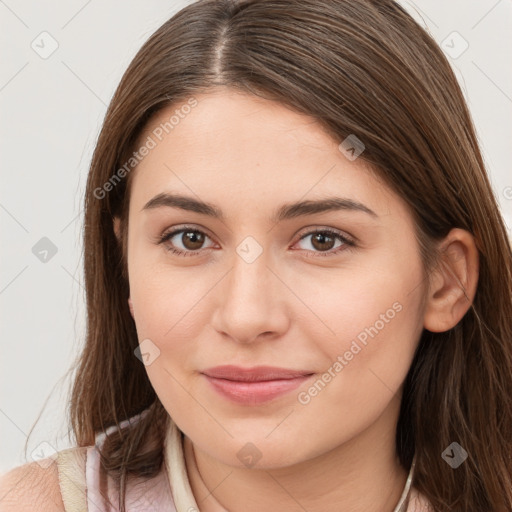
[{"xmin": 210, "ymin": 247, "xmax": 290, "ymax": 344}]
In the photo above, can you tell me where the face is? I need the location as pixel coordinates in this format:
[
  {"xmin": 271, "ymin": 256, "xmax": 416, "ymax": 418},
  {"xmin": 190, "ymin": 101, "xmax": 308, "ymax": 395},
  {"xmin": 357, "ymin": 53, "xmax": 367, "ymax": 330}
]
[{"xmin": 119, "ymin": 87, "xmax": 427, "ymax": 469}]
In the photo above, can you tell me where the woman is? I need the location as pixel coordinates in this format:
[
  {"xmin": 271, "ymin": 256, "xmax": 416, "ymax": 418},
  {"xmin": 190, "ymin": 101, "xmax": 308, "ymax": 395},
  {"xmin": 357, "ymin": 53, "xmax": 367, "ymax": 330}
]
[{"xmin": 2, "ymin": 0, "xmax": 511, "ymax": 511}]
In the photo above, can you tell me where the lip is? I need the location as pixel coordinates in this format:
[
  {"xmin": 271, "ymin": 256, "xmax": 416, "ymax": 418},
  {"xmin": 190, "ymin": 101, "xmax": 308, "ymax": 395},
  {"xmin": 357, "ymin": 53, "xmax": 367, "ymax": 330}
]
[{"xmin": 201, "ymin": 365, "xmax": 314, "ymax": 405}]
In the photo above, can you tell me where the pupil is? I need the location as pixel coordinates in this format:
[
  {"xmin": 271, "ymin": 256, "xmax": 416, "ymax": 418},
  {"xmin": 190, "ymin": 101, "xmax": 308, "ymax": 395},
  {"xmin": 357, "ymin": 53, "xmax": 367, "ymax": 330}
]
[
  {"xmin": 184, "ymin": 231, "xmax": 204, "ymax": 250},
  {"xmin": 313, "ymin": 233, "xmax": 334, "ymax": 251}
]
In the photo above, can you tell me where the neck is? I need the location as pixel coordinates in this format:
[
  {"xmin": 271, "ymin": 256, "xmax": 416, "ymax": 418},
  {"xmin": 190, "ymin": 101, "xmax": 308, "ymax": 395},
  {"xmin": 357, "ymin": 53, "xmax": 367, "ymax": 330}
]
[{"xmin": 182, "ymin": 399, "xmax": 410, "ymax": 512}]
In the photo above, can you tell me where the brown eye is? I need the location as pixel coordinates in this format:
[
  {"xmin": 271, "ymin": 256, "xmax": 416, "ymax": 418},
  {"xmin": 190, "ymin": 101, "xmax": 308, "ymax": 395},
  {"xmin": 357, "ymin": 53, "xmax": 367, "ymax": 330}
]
[
  {"xmin": 179, "ymin": 230, "xmax": 205, "ymax": 250},
  {"xmin": 295, "ymin": 229, "xmax": 355, "ymax": 257},
  {"xmin": 158, "ymin": 227, "xmax": 214, "ymax": 256}
]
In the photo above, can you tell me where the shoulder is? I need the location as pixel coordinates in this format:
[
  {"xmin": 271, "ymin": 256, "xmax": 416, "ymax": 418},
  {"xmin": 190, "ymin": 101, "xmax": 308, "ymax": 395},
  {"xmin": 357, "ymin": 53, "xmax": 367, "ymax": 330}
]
[{"xmin": 0, "ymin": 455, "xmax": 65, "ymax": 512}]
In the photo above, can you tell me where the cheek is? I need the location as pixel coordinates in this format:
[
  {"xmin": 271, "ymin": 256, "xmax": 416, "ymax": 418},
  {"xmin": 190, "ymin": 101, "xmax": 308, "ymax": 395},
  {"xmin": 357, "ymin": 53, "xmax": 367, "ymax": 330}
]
[
  {"xmin": 128, "ymin": 267, "xmax": 208, "ymax": 412},
  {"xmin": 309, "ymin": 265, "xmax": 425, "ymax": 409},
  {"xmin": 127, "ymin": 254, "xmax": 221, "ymax": 406},
  {"xmin": 293, "ymin": 288, "xmax": 423, "ymax": 453},
  {"xmin": 292, "ymin": 244, "xmax": 423, "ymax": 374},
  {"xmin": 296, "ymin": 251, "xmax": 423, "ymax": 344},
  {"xmin": 127, "ymin": 236, "xmax": 218, "ymax": 338}
]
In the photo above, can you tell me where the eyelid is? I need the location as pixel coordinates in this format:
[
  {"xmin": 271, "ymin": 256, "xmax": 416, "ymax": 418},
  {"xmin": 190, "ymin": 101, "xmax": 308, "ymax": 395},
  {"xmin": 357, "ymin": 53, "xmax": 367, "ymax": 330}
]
[
  {"xmin": 158, "ymin": 223, "xmax": 215, "ymax": 242},
  {"xmin": 294, "ymin": 225, "xmax": 355, "ymax": 244}
]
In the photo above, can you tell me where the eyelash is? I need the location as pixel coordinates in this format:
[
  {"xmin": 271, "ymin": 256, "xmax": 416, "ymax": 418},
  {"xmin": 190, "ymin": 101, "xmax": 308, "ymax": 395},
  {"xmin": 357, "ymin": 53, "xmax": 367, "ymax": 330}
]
[{"xmin": 157, "ymin": 225, "xmax": 356, "ymax": 258}]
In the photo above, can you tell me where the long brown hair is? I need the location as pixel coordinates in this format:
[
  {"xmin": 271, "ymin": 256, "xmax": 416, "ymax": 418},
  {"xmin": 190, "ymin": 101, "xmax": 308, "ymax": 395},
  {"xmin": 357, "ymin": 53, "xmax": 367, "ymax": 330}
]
[{"xmin": 61, "ymin": 0, "xmax": 512, "ymax": 510}]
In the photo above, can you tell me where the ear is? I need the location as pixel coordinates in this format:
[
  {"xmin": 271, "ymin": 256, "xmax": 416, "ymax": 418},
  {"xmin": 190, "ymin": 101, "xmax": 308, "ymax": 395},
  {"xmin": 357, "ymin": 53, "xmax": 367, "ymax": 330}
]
[
  {"xmin": 423, "ymin": 228, "xmax": 479, "ymax": 333},
  {"xmin": 128, "ymin": 297, "xmax": 134, "ymax": 319}
]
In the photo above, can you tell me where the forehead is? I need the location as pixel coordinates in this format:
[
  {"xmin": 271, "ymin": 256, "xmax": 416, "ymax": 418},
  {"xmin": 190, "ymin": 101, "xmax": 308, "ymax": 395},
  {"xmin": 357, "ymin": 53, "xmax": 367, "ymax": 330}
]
[{"xmin": 128, "ymin": 89, "xmax": 403, "ymax": 222}]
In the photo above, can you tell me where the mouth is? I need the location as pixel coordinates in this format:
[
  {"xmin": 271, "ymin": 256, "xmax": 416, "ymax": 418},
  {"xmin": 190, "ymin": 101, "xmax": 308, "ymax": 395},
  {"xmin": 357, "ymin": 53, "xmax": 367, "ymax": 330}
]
[
  {"xmin": 201, "ymin": 365, "xmax": 314, "ymax": 405},
  {"xmin": 201, "ymin": 365, "xmax": 314, "ymax": 381}
]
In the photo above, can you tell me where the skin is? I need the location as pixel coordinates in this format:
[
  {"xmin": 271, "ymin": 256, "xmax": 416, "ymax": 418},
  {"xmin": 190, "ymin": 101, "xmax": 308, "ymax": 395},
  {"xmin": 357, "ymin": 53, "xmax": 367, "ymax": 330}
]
[{"xmin": 113, "ymin": 87, "xmax": 479, "ymax": 512}]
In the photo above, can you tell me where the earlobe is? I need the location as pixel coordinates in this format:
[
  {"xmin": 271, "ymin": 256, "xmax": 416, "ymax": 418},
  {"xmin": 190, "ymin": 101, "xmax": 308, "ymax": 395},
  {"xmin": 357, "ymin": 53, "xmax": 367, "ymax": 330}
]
[
  {"xmin": 423, "ymin": 228, "xmax": 479, "ymax": 333},
  {"xmin": 128, "ymin": 297, "xmax": 134, "ymax": 319}
]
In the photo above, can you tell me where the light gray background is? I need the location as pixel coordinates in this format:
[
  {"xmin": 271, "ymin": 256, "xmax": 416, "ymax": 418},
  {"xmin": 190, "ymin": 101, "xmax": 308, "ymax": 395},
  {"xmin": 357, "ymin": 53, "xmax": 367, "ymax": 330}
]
[{"xmin": 1, "ymin": 0, "xmax": 511, "ymax": 473}]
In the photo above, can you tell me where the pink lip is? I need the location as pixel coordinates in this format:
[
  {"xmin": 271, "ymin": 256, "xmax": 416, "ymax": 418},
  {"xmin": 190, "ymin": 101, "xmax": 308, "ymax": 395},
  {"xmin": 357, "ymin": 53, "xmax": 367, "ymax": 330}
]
[{"xmin": 201, "ymin": 365, "xmax": 314, "ymax": 405}]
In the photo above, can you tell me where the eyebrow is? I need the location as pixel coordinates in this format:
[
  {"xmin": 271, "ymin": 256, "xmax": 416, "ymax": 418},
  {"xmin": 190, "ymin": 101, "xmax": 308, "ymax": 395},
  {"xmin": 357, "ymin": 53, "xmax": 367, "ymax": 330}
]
[{"xmin": 141, "ymin": 193, "xmax": 378, "ymax": 221}]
